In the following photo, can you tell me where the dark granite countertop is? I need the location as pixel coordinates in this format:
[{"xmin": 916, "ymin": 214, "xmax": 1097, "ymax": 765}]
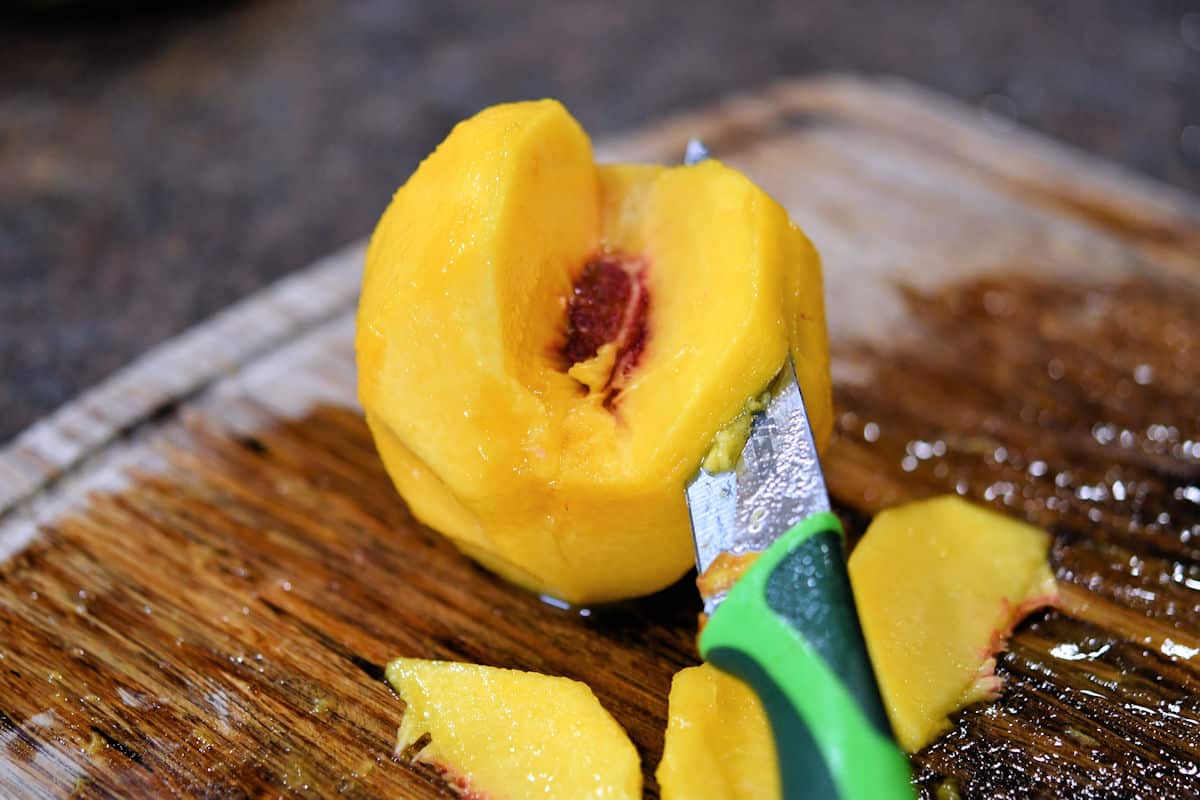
[{"xmin": 3, "ymin": 0, "xmax": 1199, "ymax": 443}]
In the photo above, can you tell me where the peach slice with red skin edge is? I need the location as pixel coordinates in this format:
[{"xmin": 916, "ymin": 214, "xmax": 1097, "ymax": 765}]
[
  {"xmin": 385, "ymin": 658, "xmax": 641, "ymax": 800},
  {"xmin": 848, "ymin": 495, "xmax": 1058, "ymax": 753},
  {"xmin": 356, "ymin": 99, "xmax": 831, "ymax": 603}
]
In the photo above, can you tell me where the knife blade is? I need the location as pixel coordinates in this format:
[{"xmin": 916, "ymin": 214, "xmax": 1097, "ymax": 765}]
[
  {"xmin": 686, "ymin": 359, "xmax": 831, "ymax": 616},
  {"xmin": 681, "ymin": 136, "xmax": 913, "ymax": 799}
]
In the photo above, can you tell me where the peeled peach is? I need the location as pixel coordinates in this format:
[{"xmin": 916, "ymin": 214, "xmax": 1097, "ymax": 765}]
[
  {"xmin": 357, "ymin": 100, "xmax": 830, "ymax": 603},
  {"xmin": 656, "ymin": 664, "xmax": 780, "ymax": 800},
  {"xmin": 385, "ymin": 658, "xmax": 641, "ymax": 799},
  {"xmin": 849, "ymin": 495, "xmax": 1058, "ymax": 752}
]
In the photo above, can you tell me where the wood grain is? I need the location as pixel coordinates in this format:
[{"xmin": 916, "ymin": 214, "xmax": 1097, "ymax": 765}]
[{"xmin": 2, "ymin": 76, "xmax": 1198, "ymax": 798}]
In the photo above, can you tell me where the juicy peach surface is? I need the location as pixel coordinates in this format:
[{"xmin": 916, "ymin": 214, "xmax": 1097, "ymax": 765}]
[
  {"xmin": 357, "ymin": 99, "xmax": 830, "ymax": 603},
  {"xmin": 656, "ymin": 664, "xmax": 780, "ymax": 800},
  {"xmin": 386, "ymin": 658, "xmax": 641, "ymax": 799},
  {"xmin": 849, "ymin": 495, "xmax": 1058, "ymax": 752}
]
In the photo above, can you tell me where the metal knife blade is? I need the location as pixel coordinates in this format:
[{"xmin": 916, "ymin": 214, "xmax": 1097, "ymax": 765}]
[
  {"xmin": 686, "ymin": 357, "xmax": 831, "ymax": 615},
  {"xmin": 683, "ymin": 138, "xmax": 710, "ymax": 165}
]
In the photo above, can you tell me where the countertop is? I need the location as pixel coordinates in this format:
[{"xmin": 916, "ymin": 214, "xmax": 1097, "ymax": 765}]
[{"xmin": 3, "ymin": 0, "xmax": 1199, "ymax": 443}]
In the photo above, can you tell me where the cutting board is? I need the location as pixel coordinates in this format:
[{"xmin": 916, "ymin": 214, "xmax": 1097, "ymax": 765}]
[{"xmin": 3, "ymin": 76, "xmax": 1199, "ymax": 800}]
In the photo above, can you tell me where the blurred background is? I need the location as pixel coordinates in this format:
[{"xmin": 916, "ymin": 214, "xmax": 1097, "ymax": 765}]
[{"xmin": 2, "ymin": 0, "xmax": 1199, "ymax": 444}]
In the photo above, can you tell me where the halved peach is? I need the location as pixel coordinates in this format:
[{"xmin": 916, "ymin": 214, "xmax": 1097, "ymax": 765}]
[
  {"xmin": 386, "ymin": 658, "xmax": 641, "ymax": 799},
  {"xmin": 357, "ymin": 100, "xmax": 830, "ymax": 603}
]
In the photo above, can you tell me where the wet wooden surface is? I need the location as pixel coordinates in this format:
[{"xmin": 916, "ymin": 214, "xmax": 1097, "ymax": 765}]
[{"xmin": 2, "ymin": 77, "xmax": 1199, "ymax": 798}]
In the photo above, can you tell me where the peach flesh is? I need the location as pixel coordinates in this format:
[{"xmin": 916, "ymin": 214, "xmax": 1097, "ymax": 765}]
[{"xmin": 357, "ymin": 99, "xmax": 833, "ymax": 604}]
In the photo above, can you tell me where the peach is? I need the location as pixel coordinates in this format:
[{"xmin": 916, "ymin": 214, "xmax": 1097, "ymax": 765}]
[
  {"xmin": 848, "ymin": 495, "xmax": 1058, "ymax": 752},
  {"xmin": 357, "ymin": 100, "xmax": 830, "ymax": 603},
  {"xmin": 386, "ymin": 658, "xmax": 640, "ymax": 799},
  {"xmin": 656, "ymin": 664, "xmax": 780, "ymax": 800}
]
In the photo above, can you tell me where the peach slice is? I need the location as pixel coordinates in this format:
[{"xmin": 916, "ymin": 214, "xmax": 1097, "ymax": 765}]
[
  {"xmin": 386, "ymin": 658, "xmax": 641, "ymax": 799},
  {"xmin": 848, "ymin": 495, "xmax": 1058, "ymax": 752},
  {"xmin": 357, "ymin": 99, "xmax": 830, "ymax": 603},
  {"xmin": 656, "ymin": 664, "xmax": 780, "ymax": 800}
]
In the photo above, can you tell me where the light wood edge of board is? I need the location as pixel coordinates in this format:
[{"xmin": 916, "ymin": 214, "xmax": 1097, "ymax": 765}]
[
  {"xmin": 0, "ymin": 241, "xmax": 362, "ymax": 542},
  {"xmin": 2, "ymin": 73, "xmax": 1197, "ymax": 546}
]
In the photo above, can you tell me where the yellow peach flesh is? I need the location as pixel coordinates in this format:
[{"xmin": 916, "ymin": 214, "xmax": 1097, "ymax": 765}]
[
  {"xmin": 848, "ymin": 495, "xmax": 1058, "ymax": 752},
  {"xmin": 656, "ymin": 664, "xmax": 781, "ymax": 800},
  {"xmin": 357, "ymin": 99, "xmax": 830, "ymax": 603},
  {"xmin": 386, "ymin": 658, "xmax": 641, "ymax": 799}
]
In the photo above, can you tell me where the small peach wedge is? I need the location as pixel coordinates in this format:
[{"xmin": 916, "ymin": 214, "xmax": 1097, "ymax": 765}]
[
  {"xmin": 386, "ymin": 658, "xmax": 641, "ymax": 799},
  {"xmin": 848, "ymin": 495, "xmax": 1058, "ymax": 752},
  {"xmin": 656, "ymin": 664, "xmax": 780, "ymax": 800}
]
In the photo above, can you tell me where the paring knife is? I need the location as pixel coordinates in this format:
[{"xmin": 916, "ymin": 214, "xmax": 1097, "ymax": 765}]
[{"xmin": 681, "ymin": 140, "xmax": 913, "ymax": 800}]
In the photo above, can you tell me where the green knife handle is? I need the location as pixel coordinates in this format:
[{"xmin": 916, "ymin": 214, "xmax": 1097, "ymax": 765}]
[{"xmin": 699, "ymin": 511, "xmax": 914, "ymax": 800}]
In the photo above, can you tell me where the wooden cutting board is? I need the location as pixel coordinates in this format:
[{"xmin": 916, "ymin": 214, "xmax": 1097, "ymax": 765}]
[{"xmin": 3, "ymin": 76, "xmax": 1199, "ymax": 800}]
